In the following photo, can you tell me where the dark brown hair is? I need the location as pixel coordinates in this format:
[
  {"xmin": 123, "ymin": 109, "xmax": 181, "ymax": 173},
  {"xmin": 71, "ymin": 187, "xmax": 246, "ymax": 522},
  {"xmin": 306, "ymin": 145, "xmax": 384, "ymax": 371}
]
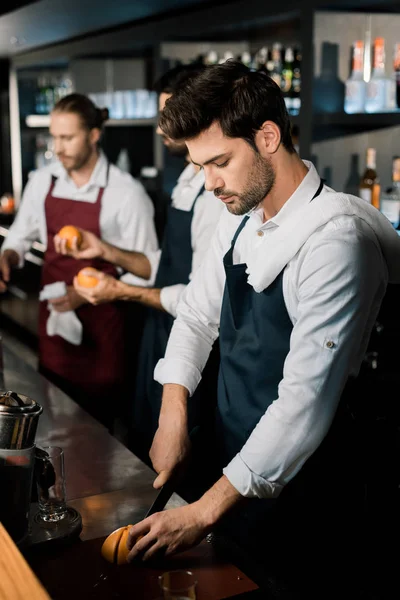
[
  {"xmin": 53, "ymin": 93, "xmax": 109, "ymax": 130},
  {"xmin": 159, "ymin": 60, "xmax": 295, "ymax": 153}
]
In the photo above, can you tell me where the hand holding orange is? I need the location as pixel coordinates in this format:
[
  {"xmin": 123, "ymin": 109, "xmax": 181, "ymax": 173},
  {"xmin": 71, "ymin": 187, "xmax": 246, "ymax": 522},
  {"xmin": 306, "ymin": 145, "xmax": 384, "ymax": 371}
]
[
  {"xmin": 57, "ymin": 225, "xmax": 82, "ymax": 250},
  {"xmin": 76, "ymin": 267, "xmax": 100, "ymax": 288},
  {"xmin": 101, "ymin": 525, "xmax": 143, "ymax": 565}
]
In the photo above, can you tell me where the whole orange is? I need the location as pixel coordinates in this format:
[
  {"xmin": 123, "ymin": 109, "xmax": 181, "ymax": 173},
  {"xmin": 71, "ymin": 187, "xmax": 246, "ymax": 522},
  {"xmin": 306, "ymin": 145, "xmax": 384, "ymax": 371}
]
[
  {"xmin": 76, "ymin": 267, "xmax": 100, "ymax": 288},
  {"xmin": 58, "ymin": 225, "xmax": 82, "ymax": 250}
]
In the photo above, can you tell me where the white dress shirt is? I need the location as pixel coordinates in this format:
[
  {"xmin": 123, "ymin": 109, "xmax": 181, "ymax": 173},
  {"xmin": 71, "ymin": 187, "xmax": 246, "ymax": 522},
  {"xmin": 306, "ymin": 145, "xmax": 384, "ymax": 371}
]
[
  {"xmin": 142, "ymin": 163, "xmax": 224, "ymax": 317},
  {"xmin": 155, "ymin": 161, "xmax": 392, "ymax": 499},
  {"xmin": 2, "ymin": 151, "xmax": 158, "ymax": 287}
]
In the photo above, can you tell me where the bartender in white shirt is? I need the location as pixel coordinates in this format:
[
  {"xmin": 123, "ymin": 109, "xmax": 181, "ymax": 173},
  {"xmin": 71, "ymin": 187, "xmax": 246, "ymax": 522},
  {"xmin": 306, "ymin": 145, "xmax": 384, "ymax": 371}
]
[
  {"xmin": 56, "ymin": 65, "xmax": 223, "ymax": 459},
  {"xmin": 125, "ymin": 62, "xmax": 400, "ymax": 594},
  {"xmin": 0, "ymin": 93, "xmax": 158, "ymax": 427}
]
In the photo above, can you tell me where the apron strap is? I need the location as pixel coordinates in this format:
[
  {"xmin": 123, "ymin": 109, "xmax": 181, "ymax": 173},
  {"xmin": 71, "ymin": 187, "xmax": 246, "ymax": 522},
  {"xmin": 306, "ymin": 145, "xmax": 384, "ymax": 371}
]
[
  {"xmin": 192, "ymin": 184, "xmax": 206, "ymax": 209},
  {"xmin": 311, "ymin": 178, "xmax": 324, "ymax": 201},
  {"xmin": 224, "ymin": 216, "xmax": 250, "ymax": 265}
]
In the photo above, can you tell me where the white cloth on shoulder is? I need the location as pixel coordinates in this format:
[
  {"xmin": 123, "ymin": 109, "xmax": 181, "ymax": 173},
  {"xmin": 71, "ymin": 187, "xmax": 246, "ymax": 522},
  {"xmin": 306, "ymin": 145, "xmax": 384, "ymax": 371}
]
[{"xmin": 246, "ymin": 191, "xmax": 400, "ymax": 293}]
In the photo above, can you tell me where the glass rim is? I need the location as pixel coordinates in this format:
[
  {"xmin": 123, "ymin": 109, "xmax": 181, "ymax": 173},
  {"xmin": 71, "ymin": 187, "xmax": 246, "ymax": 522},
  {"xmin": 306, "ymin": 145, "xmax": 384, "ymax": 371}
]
[
  {"xmin": 36, "ymin": 445, "xmax": 63, "ymax": 458},
  {"xmin": 158, "ymin": 569, "xmax": 198, "ymax": 592}
]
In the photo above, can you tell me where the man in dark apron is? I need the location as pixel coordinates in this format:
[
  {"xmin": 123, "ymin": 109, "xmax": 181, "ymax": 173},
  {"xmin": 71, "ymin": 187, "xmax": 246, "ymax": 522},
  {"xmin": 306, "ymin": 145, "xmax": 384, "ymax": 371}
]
[
  {"xmin": 126, "ymin": 62, "xmax": 398, "ymax": 595},
  {"xmin": 67, "ymin": 66, "xmax": 222, "ymax": 471}
]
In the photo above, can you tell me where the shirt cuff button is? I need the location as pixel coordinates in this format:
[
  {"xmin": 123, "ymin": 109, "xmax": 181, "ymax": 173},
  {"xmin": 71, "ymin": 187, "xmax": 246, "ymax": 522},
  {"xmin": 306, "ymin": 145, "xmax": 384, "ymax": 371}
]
[{"xmin": 326, "ymin": 340, "xmax": 335, "ymax": 349}]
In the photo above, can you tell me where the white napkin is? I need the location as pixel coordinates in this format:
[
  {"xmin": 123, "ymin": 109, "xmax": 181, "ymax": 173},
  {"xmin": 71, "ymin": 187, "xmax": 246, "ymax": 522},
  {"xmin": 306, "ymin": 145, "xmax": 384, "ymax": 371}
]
[
  {"xmin": 39, "ymin": 282, "xmax": 83, "ymax": 345},
  {"xmin": 246, "ymin": 190, "xmax": 400, "ymax": 293}
]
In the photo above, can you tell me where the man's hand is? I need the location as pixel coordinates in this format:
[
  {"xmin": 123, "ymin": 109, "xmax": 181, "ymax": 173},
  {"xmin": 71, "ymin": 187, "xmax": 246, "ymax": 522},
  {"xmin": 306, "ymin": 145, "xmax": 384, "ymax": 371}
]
[
  {"xmin": 0, "ymin": 249, "xmax": 20, "ymax": 292},
  {"xmin": 73, "ymin": 271, "xmax": 121, "ymax": 305},
  {"xmin": 48, "ymin": 286, "xmax": 87, "ymax": 313},
  {"xmin": 149, "ymin": 385, "xmax": 191, "ymax": 489},
  {"xmin": 126, "ymin": 476, "xmax": 244, "ymax": 562},
  {"xmin": 126, "ymin": 503, "xmax": 209, "ymax": 562},
  {"xmin": 54, "ymin": 228, "xmax": 105, "ymax": 260}
]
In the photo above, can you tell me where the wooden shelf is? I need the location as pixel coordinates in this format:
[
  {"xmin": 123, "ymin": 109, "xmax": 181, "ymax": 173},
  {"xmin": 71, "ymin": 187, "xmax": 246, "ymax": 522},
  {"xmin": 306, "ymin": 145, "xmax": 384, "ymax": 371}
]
[{"xmin": 25, "ymin": 115, "xmax": 156, "ymax": 128}]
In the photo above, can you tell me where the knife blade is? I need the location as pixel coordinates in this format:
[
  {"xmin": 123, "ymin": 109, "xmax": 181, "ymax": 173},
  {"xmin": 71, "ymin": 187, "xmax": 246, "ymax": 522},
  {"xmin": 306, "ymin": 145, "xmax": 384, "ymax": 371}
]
[
  {"xmin": 144, "ymin": 425, "xmax": 200, "ymax": 518},
  {"xmin": 144, "ymin": 478, "xmax": 177, "ymax": 518}
]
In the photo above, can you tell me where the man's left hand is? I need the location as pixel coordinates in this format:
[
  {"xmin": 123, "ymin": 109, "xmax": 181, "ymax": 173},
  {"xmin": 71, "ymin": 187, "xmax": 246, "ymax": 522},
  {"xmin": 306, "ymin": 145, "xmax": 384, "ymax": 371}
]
[
  {"xmin": 48, "ymin": 286, "xmax": 87, "ymax": 313},
  {"xmin": 126, "ymin": 476, "xmax": 244, "ymax": 562},
  {"xmin": 126, "ymin": 503, "xmax": 208, "ymax": 562},
  {"xmin": 73, "ymin": 271, "xmax": 120, "ymax": 305}
]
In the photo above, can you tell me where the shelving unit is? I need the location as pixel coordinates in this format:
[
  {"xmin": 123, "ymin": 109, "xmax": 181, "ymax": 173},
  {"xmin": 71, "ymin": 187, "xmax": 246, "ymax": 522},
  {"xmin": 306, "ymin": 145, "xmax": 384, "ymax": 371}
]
[
  {"xmin": 3, "ymin": 2, "xmax": 400, "ymax": 200},
  {"xmin": 25, "ymin": 115, "xmax": 157, "ymax": 128},
  {"xmin": 312, "ymin": 112, "xmax": 400, "ymax": 141}
]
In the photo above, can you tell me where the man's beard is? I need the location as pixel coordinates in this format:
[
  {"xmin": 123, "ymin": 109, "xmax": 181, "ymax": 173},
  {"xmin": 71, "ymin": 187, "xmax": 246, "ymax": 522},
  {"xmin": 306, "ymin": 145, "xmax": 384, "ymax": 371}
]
[
  {"xmin": 215, "ymin": 152, "xmax": 276, "ymax": 216},
  {"xmin": 59, "ymin": 142, "xmax": 93, "ymax": 173}
]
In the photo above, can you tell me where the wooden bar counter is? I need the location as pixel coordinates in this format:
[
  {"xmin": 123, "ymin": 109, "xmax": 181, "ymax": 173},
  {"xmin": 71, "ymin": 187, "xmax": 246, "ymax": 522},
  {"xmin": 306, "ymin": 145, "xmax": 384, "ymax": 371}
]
[{"xmin": 3, "ymin": 344, "xmax": 260, "ymax": 599}]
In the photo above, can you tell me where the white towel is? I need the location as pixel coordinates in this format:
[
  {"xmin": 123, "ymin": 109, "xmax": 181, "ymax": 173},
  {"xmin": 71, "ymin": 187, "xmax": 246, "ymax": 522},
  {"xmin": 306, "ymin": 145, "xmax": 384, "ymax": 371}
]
[
  {"xmin": 39, "ymin": 282, "xmax": 83, "ymax": 346},
  {"xmin": 246, "ymin": 191, "xmax": 400, "ymax": 293}
]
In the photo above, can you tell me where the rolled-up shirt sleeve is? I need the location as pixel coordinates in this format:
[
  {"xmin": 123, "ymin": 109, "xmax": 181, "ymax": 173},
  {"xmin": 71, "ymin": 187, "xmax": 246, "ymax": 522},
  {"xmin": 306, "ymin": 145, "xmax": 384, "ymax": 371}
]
[
  {"xmin": 1, "ymin": 174, "xmax": 43, "ymax": 266},
  {"xmin": 223, "ymin": 227, "xmax": 387, "ymax": 499},
  {"xmin": 154, "ymin": 211, "xmax": 234, "ymax": 393},
  {"xmin": 112, "ymin": 182, "xmax": 159, "ymax": 287}
]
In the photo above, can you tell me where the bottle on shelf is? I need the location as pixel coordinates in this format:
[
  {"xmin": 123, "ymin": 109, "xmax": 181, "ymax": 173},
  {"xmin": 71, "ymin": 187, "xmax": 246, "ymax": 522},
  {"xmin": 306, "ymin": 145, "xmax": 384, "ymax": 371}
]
[
  {"xmin": 240, "ymin": 51, "xmax": 252, "ymax": 69},
  {"xmin": 290, "ymin": 47, "xmax": 301, "ymax": 115},
  {"xmin": 282, "ymin": 47, "xmax": 294, "ymax": 113},
  {"xmin": 255, "ymin": 46, "xmax": 269, "ymax": 73},
  {"xmin": 344, "ymin": 41, "xmax": 366, "ymax": 114},
  {"xmin": 359, "ymin": 147, "xmax": 380, "ymax": 209},
  {"xmin": 204, "ymin": 50, "xmax": 219, "ymax": 65},
  {"xmin": 393, "ymin": 43, "xmax": 400, "ymax": 110},
  {"xmin": 270, "ymin": 43, "xmax": 283, "ymax": 88},
  {"xmin": 380, "ymin": 156, "xmax": 400, "ymax": 228},
  {"xmin": 365, "ymin": 37, "xmax": 396, "ymax": 113},
  {"xmin": 218, "ymin": 50, "xmax": 234, "ymax": 64}
]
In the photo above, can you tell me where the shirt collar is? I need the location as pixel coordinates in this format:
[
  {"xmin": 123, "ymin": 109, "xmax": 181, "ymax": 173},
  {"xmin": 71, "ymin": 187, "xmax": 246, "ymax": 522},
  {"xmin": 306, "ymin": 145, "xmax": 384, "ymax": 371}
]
[
  {"xmin": 49, "ymin": 150, "xmax": 108, "ymax": 191},
  {"xmin": 250, "ymin": 160, "xmax": 322, "ymax": 228}
]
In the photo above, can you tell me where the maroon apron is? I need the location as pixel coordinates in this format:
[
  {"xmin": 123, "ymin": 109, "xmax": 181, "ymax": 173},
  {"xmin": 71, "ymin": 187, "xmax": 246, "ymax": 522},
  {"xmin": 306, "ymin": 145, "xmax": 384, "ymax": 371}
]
[{"xmin": 38, "ymin": 171, "xmax": 126, "ymax": 404}]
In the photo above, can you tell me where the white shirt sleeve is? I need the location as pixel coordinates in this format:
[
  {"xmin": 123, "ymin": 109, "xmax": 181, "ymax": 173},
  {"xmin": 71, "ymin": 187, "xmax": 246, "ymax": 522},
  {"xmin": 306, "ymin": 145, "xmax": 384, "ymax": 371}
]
[
  {"xmin": 1, "ymin": 172, "xmax": 45, "ymax": 267},
  {"xmin": 154, "ymin": 210, "xmax": 235, "ymax": 391},
  {"xmin": 106, "ymin": 180, "xmax": 159, "ymax": 287},
  {"xmin": 223, "ymin": 226, "xmax": 387, "ymax": 499},
  {"xmin": 159, "ymin": 191, "xmax": 224, "ymax": 317}
]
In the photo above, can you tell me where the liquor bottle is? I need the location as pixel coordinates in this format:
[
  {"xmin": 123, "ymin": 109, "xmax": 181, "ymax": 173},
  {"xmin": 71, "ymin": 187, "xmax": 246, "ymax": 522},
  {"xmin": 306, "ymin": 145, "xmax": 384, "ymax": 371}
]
[
  {"xmin": 240, "ymin": 51, "xmax": 252, "ymax": 69},
  {"xmin": 359, "ymin": 148, "xmax": 380, "ymax": 209},
  {"xmin": 393, "ymin": 43, "xmax": 400, "ymax": 109},
  {"xmin": 255, "ymin": 47, "xmax": 269, "ymax": 73},
  {"xmin": 291, "ymin": 47, "xmax": 302, "ymax": 115},
  {"xmin": 204, "ymin": 50, "xmax": 219, "ymax": 65},
  {"xmin": 344, "ymin": 41, "xmax": 366, "ymax": 114},
  {"xmin": 380, "ymin": 156, "xmax": 400, "ymax": 228},
  {"xmin": 282, "ymin": 47, "xmax": 294, "ymax": 113},
  {"xmin": 218, "ymin": 50, "xmax": 234, "ymax": 64},
  {"xmin": 270, "ymin": 43, "xmax": 283, "ymax": 88},
  {"xmin": 365, "ymin": 37, "xmax": 395, "ymax": 113}
]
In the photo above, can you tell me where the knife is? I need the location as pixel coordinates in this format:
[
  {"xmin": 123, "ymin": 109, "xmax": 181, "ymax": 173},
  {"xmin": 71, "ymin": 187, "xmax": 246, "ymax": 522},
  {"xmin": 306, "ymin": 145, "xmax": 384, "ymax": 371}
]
[{"xmin": 144, "ymin": 425, "xmax": 200, "ymax": 518}]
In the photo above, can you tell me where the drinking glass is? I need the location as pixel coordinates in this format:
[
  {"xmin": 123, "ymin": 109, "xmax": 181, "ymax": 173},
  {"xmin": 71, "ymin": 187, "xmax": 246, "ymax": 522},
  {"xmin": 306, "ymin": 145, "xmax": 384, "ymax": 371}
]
[
  {"xmin": 158, "ymin": 570, "xmax": 197, "ymax": 600},
  {"xmin": 36, "ymin": 446, "xmax": 67, "ymax": 523}
]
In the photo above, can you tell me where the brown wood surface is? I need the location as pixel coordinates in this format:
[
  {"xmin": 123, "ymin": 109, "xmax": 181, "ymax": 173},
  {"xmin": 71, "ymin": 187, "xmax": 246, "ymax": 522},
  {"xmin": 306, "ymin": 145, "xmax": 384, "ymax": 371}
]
[
  {"xmin": 27, "ymin": 537, "xmax": 258, "ymax": 600},
  {"xmin": 0, "ymin": 523, "xmax": 50, "ymax": 600}
]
